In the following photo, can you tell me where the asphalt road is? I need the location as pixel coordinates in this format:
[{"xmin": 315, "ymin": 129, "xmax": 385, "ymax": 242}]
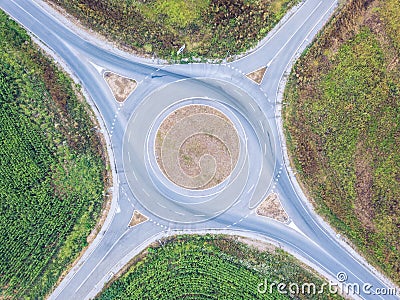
[{"xmin": 0, "ymin": 0, "xmax": 398, "ymax": 299}]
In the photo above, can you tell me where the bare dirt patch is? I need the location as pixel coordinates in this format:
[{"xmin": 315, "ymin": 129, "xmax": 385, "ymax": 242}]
[
  {"xmin": 256, "ymin": 193, "xmax": 289, "ymax": 223},
  {"xmin": 354, "ymin": 143, "xmax": 375, "ymax": 231},
  {"xmin": 104, "ymin": 71, "xmax": 137, "ymax": 102},
  {"xmin": 129, "ymin": 210, "xmax": 148, "ymax": 228},
  {"xmin": 235, "ymin": 236, "xmax": 278, "ymax": 253},
  {"xmin": 155, "ymin": 105, "xmax": 239, "ymax": 190},
  {"xmin": 246, "ymin": 66, "xmax": 267, "ymax": 84}
]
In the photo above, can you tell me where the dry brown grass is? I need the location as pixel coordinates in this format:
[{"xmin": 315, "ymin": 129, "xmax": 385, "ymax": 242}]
[
  {"xmin": 129, "ymin": 210, "xmax": 148, "ymax": 228},
  {"xmin": 256, "ymin": 193, "xmax": 289, "ymax": 223},
  {"xmin": 104, "ymin": 72, "xmax": 137, "ymax": 102},
  {"xmin": 246, "ymin": 66, "xmax": 267, "ymax": 84},
  {"xmin": 155, "ymin": 105, "xmax": 239, "ymax": 190}
]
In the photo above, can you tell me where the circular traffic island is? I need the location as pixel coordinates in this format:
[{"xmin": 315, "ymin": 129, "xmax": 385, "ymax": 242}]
[{"xmin": 155, "ymin": 105, "xmax": 239, "ymax": 190}]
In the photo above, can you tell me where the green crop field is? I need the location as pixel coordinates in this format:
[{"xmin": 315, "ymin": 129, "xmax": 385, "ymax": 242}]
[
  {"xmin": 48, "ymin": 0, "xmax": 299, "ymax": 61},
  {"xmin": 0, "ymin": 10, "xmax": 108, "ymax": 298},
  {"xmin": 283, "ymin": 0, "xmax": 399, "ymax": 283},
  {"xmin": 96, "ymin": 235, "xmax": 342, "ymax": 299}
]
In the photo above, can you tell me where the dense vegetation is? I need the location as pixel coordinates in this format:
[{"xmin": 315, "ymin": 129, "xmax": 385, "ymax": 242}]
[
  {"xmin": 97, "ymin": 235, "xmax": 342, "ymax": 299},
  {"xmin": 0, "ymin": 10, "xmax": 108, "ymax": 298},
  {"xmin": 283, "ymin": 0, "xmax": 400, "ymax": 283},
  {"xmin": 48, "ymin": 0, "xmax": 299, "ymax": 61}
]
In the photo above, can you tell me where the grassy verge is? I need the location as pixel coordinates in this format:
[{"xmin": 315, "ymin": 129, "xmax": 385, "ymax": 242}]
[
  {"xmin": 0, "ymin": 10, "xmax": 109, "ymax": 298},
  {"xmin": 47, "ymin": 0, "xmax": 299, "ymax": 61},
  {"xmin": 96, "ymin": 235, "xmax": 342, "ymax": 299},
  {"xmin": 283, "ymin": 0, "xmax": 399, "ymax": 283}
]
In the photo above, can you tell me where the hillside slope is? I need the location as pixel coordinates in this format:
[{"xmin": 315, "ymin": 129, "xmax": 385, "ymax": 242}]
[{"xmin": 284, "ymin": 0, "xmax": 399, "ymax": 283}]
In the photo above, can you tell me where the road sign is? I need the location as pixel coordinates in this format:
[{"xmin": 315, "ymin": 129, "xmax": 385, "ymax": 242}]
[{"xmin": 177, "ymin": 44, "xmax": 185, "ymax": 55}]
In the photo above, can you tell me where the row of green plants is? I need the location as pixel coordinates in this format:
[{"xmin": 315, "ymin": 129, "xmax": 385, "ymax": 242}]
[
  {"xmin": 283, "ymin": 0, "xmax": 399, "ymax": 284},
  {"xmin": 0, "ymin": 10, "xmax": 108, "ymax": 298},
  {"xmin": 97, "ymin": 235, "xmax": 342, "ymax": 299},
  {"xmin": 48, "ymin": 0, "xmax": 299, "ymax": 61}
]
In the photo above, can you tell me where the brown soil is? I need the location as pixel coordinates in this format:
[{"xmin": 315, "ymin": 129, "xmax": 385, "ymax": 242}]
[
  {"xmin": 256, "ymin": 193, "xmax": 289, "ymax": 223},
  {"xmin": 129, "ymin": 210, "xmax": 148, "ymax": 227},
  {"xmin": 104, "ymin": 71, "xmax": 137, "ymax": 102},
  {"xmin": 235, "ymin": 236, "xmax": 277, "ymax": 253},
  {"xmin": 246, "ymin": 66, "xmax": 267, "ymax": 84},
  {"xmin": 155, "ymin": 105, "xmax": 239, "ymax": 190},
  {"xmin": 354, "ymin": 142, "xmax": 375, "ymax": 231},
  {"xmin": 178, "ymin": 134, "xmax": 231, "ymax": 184}
]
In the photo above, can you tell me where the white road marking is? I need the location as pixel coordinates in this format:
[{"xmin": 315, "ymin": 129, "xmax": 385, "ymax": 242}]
[
  {"xmin": 249, "ymin": 103, "xmax": 256, "ymax": 111},
  {"xmin": 88, "ymin": 61, "xmax": 104, "ymax": 74},
  {"xmin": 267, "ymin": 1, "xmax": 322, "ymax": 66},
  {"xmin": 234, "ymin": 90, "xmax": 242, "ymax": 97},
  {"xmin": 157, "ymin": 202, "xmax": 166, "ymax": 208}
]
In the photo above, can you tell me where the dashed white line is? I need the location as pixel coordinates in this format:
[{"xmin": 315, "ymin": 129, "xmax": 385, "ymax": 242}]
[
  {"xmin": 157, "ymin": 202, "xmax": 166, "ymax": 208},
  {"xmin": 234, "ymin": 90, "xmax": 242, "ymax": 96},
  {"xmin": 232, "ymin": 200, "xmax": 240, "ymax": 207}
]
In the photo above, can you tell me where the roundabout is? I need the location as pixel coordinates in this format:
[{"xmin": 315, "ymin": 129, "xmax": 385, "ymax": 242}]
[
  {"xmin": 122, "ymin": 78, "xmax": 276, "ymax": 223},
  {"xmin": 7, "ymin": 1, "xmax": 395, "ymax": 298}
]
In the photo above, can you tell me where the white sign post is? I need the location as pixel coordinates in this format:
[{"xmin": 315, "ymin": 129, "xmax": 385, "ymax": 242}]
[{"xmin": 177, "ymin": 44, "xmax": 186, "ymax": 55}]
